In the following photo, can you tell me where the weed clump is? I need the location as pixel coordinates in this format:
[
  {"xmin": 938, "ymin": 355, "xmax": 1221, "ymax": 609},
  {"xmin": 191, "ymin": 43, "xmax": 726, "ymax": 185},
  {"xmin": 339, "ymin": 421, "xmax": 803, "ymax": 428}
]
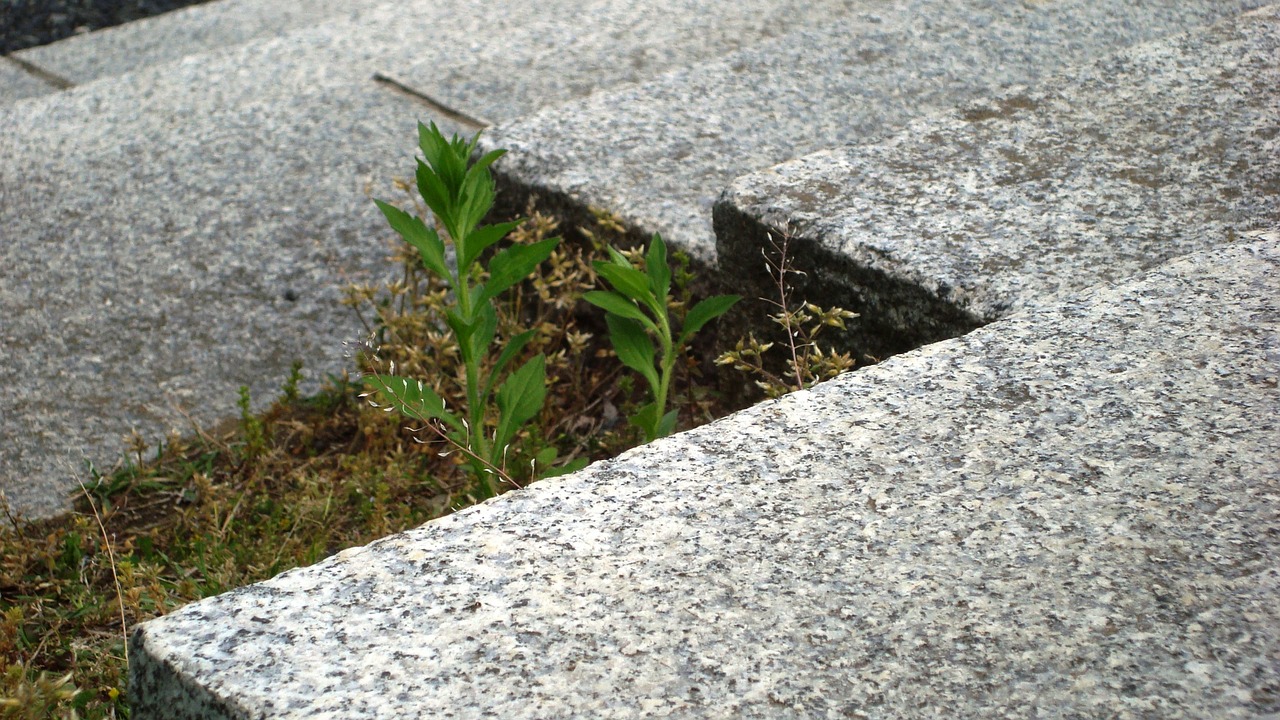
[
  {"xmin": 362, "ymin": 123, "xmax": 569, "ymax": 497},
  {"xmin": 0, "ymin": 137, "xmax": 863, "ymax": 720},
  {"xmin": 717, "ymin": 230, "xmax": 860, "ymax": 397},
  {"xmin": 586, "ymin": 233, "xmax": 739, "ymax": 441}
]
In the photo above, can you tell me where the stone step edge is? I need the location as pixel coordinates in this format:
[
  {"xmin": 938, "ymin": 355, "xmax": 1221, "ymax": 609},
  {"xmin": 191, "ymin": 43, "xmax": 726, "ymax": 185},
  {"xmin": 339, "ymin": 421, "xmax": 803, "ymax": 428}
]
[
  {"xmin": 2, "ymin": 0, "xmax": 361, "ymax": 103},
  {"xmin": 710, "ymin": 3, "xmax": 1278, "ymax": 361},
  {"xmin": 126, "ymin": 231, "xmax": 1280, "ymax": 718}
]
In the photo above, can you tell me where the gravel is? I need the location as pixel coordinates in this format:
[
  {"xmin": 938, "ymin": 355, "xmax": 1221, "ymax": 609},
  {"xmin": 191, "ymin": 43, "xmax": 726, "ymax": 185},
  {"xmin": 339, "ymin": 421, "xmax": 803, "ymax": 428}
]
[{"xmin": 1, "ymin": 0, "xmax": 216, "ymax": 54}]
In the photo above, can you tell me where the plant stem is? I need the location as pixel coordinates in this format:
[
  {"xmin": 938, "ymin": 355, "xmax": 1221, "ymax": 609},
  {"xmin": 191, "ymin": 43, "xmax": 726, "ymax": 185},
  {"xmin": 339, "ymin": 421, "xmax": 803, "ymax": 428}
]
[
  {"xmin": 654, "ymin": 317, "xmax": 676, "ymax": 440},
  {"xmin": 774, "ymin": 237, "xmax": 806, "ymax": 390},
  {"xmin": 77, "ymin": 480, "xmax": 128, "ymax": 665},
  {"xmin": 453, "ymin": 263, "xmax": 495, "ymax": 495}
]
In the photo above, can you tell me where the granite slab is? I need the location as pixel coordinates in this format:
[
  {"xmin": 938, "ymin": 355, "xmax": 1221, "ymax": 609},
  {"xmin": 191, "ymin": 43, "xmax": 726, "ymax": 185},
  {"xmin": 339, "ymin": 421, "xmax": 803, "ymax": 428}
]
[
  {"xmin": 2, "ymin": 0, "xmax": 800, "ymax": 519},
  {"xmin": 129, "ymin": 233, "xmax": 1280, "ymax": 719},
  {"xmin": 715, "ymin": 4, "xmax": 1280, "ymax": 359},
  {"xmin": 481, "ymin": 0, "xmax": 1264, "ymax": 267},
  {"xmin": 0, "ymin": 0, "xmax": 907, "ymax": 521},
  {"xmin": 388, "ymin": 0, "xmax": 862, "ymax": 126},
  {"xmin": 6, "ymin": 0, "xmax": 357, "ymax": 99},
  {"xmin": 0, "ymin": 55, "xmax": 58, "ymax": 103}
]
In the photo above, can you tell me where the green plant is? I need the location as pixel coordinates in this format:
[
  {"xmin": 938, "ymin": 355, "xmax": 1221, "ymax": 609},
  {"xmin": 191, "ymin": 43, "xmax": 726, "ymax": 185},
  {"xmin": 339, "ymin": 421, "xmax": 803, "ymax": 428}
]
[
  {"xmin": 0, "ymin": 667, "xmax": 79, "ymax": 720},
  {"xmin": 0, "ymin": 156, "xmax": 758, "ymax": 719},
  {"xmin": 585, "ymin": 233, "xmax": 740, "ymax": 441},
  {"xmin": 364, "ymin": 122, "xmax": 560, "ymax": 498},
  {"xmin": 717, "ymin": 230, "xmax": 858, "ymax": 397},
  {"xmin": 237, "ymin": 385, "xmax": 267, "ymax": 459},
  {"xmin": 281, "ymin": 360, "xmax": 304, "ymax": 403}
]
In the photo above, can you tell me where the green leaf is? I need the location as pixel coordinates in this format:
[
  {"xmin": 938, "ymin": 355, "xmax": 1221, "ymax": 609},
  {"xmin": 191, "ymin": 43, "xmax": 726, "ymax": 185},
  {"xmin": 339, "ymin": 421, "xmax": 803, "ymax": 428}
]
[
  {"xmin": 494, "ymin": 354, "xmax": 547, "ymax": 454},
  {"xmin": 595, "ymin": 263, "xmax": 660, "ymax": 314},
  {"xmin": 416, "ymin": 121, "xmax": 449, "ymax": 171},
  {"xmin": 628, "ymin": 401, "xmax": 660, "ymax": 442},
  {"xmin": 459, "ymin": 220, "xmax": 524, "ymax": 272},
  {"xmin": 582, "ymin": 291, "xmax": 655, "ymax": 328},
  {"xmin": 444, "ymin": 308, "xmax": 474, "ymax": 364},
  {"xmin": 418, "ymin": 122, "xmax": 467, "ymax": 197},
  {"xmin": 481, "ymin": 237, "xmax": 559, "ymax": 303},
  {"xmin": 482, "ymin": 329, "xmax": 536, "ymax": 401},
  {"xmin": 606, "ymin": 314, "xmax": 659, "ymax": 394},
  {"xmin": 645, "ymin": 234, "xmax": 670, "ymax": 300},
  {"xmin": 457, "ymin": 149, "xmax": 504, "ymax": 238},
  {"xmin": 628, "ymin": 403, "xmax": 678, "ymax": 442},
  {"xmin": 679, "ymin": 294, "xmax": 741, "ymax": 345},
  {"xmin": 365, "ymin": 374, "xmax": 463, "ymax": 433},
  {"xmin": 458, "ymin": 168, "xmax": 496, "ymax": 244},
  {"xmin": 656, "ymin": 409, "xmax": 678, "ymax": 439},
  {"xmin": 540, "ymin": 457, "xmax": 589, "ymax": 479},
  {"xmin": 604, "ymin": 245, "xmax": 631, "ymax": 266},
  {"xmin": 535, "ymin": 445, "xmax": 558, "ymax": 468},
  {"xmin": 415, "ymin": 158, "xmax": 454, "ymax": 238},
  {"xmin": 374, "ymin": 200, "xmax": 450, "ymax": 279},
  {"xmin": 471, "ymin": 148, "xmax": 506, "ymax": 173},
  {"xmin": 472, "ymin": 305, "xmax": 498, "ymax": 368},
  {"xmin": 445, "ymin": 305, "xmax": 497, "ymax": 370},
  {"xmin": 466, "ymin": 284, "xmax": 485, "ymax": 315},
  {"xmin": 497, "ymin": 354, "xmax": 546, "ymax": 427}
]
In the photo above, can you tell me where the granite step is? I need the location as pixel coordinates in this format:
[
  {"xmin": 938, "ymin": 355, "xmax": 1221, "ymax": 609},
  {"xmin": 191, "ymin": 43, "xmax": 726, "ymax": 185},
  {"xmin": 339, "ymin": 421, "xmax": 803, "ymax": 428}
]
[
  {"xmin": 119, "ymin": 3, "xmax": 1278, "ymax": 715},
  {"xmin": 129, "ymin": 231, "xmax": 1280, "ymax": 719},
  {"xmin": 481, "ymin": 0, "xmax": 1265, "ymax": 268},
  {"xmin": 717, "ymin": 4, "xmax": 1280, "ymax": 359},
  {"xmin": 0, "ymin": 54, "xmax": 57, "ymax": 102},
  {"xmin": 0, "ymin": 0, "xmax": 358, "ymax": 104},
  {"xmin": 0, "ymin": 0, "xmax": 853, "ymax": 520}
]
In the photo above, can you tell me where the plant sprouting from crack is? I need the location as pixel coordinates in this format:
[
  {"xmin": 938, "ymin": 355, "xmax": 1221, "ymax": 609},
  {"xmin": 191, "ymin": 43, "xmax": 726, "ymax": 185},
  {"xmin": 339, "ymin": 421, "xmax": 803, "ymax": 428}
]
[
  {"xmin": 585, "ymin": 233, "xmax": 740, "ymax": 442},
  {"xmin": 717, "ymin": 230, "xmax": 858, "ymax": 398},
  {"xmin": 361, "ymin": 122, "xmax": 560, "ymax": 499}
]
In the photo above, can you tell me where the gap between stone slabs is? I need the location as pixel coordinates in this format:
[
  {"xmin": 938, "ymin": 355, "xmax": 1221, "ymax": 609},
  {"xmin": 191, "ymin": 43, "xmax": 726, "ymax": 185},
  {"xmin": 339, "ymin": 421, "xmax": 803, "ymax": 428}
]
[
  {"xmin": 2, "ymin": 0, "xmax": 358, "ymax": 104},
  {"xmin": 0, "ymin": 54, "xmax": 61, "ymax": 102},
  {"xmin": 0, "ymin": 0, "xmax": 853, "ymax": 520},
  {"xmin": 480, "ymin": 0, "xmax": 1264, "ymax": 268},
  {"xmin": 715, "ymin": 3, "xmax": 1280, "ymax": 360},
  {"xmin": 128, "ymin": 233, "xmax": 1280, "ymax": 719}
]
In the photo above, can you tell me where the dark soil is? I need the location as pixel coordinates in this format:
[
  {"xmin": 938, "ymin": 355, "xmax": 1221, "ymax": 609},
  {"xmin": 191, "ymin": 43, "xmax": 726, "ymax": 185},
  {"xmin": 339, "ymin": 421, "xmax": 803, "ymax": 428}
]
[{"xmin": 1, "ymin": 0, "xmax": 216, "ymax": 54}]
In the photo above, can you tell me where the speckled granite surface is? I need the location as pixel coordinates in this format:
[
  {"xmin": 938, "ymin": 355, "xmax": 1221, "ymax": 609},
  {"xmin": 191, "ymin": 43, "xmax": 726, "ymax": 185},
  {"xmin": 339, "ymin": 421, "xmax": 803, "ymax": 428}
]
[
  {"xmin": 0, "ymin": 55, "xmax": 57, "ymax": 102},
  {"xmin": 390, "ymin": 0, "xmax": 859, "ymax": 127},
  {"xmin": 131, "ymin": 234, "xmax": 1280, "ymax": 718},
  {"xmin": 7, "ymin": 0, "xmax": 357, "ymax": 97},
  {"xmin": 0, "ymin": 0, "xmax": 841, "ymax": 519},
  {"xmin": 482, "ymin": 0, "xmax": 1263, "ymax": 265},
  {"xmin": 0, "ymin": 13, "xmax": 436, "ymax": 519},
  {"xmin": 717, "ymin": 4, "xmax": 1280, "ymax": 358}
]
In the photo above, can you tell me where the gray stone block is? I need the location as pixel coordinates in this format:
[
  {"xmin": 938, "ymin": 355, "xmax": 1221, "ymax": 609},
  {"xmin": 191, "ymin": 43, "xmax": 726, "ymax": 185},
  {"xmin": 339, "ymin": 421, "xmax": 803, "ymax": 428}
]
[
  {"xmin": 0, "ymin": 56, "xmax": 60, "ymax": 103},
  {"xmin": 0, "ymin": 0, "xmax": 884, "ymax": 520},
  {"xmin": 483, "ymin": 0, "xmax": 1265, "ymax": 267},
  {"xmin": 0, "ymin": 79, "xmax": 436, "ymax": 521},
  {"xmin": 7, "ymin": 0, "xmax": 358, "ymax": 96},
  {"xmin": 129, "ymin": 233, "xmax": 1280, "ymax": 719},
  {"xmin": 717, "ymin": 4, "xmax": 1280, "ymax": 358},
  {"xmin": 390, "ymin": 0, "xmax": 867, "ymax": 126}
]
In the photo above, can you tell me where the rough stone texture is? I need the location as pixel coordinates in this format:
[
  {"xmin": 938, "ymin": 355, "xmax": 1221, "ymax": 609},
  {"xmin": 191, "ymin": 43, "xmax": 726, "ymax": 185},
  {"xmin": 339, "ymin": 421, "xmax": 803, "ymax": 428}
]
[
  {"xmin": 0, "ymin": 0, "xmax": 814, "ymax": 519},
  {"xmin": 716, "ymin": 4, "xmax": 1280, "ymax": 359},
  {"xmin": 390, "ymin": 0, "xmax": 861, "ymax": 126},
  {"xmin": 0, "ymin": 81, "xmax": 436, "ymax": 520},
  {"xmin": 482, "ymin": 0, "xmax": 1264, "ymax": 266},
  {"xmin": 0, "ymin": 56, "xmax": 57, "ymax": 102},
  {"xmin": 6, "ymin": 0, "xmax": 357, "ymax": 99},
  {"xmin": 130, "ymin": 234, "xmax": 1280, "ymax": 719}
]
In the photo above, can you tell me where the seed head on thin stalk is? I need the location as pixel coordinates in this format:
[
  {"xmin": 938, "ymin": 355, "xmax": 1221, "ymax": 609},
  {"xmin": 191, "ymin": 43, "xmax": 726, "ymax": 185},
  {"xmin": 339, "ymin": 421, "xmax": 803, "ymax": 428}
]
[{"xmin": 717, "ymin": 227, "xmax": 858, "ymax": 398}]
